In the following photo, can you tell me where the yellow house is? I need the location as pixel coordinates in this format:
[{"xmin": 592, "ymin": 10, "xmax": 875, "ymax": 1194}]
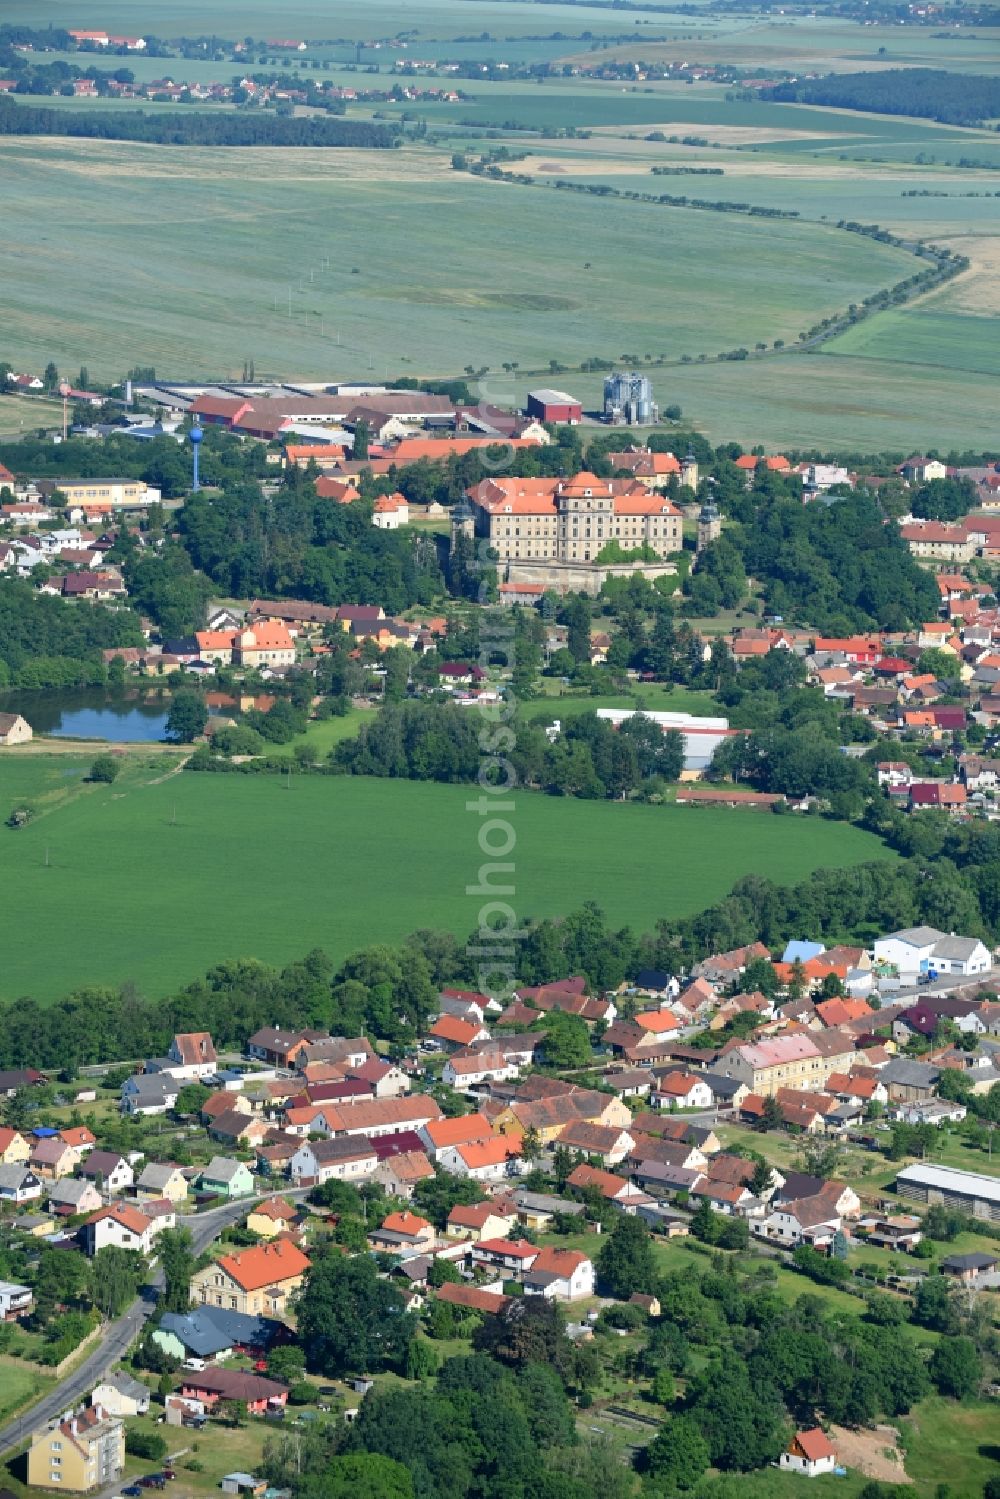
[
  {"xmin": 246, "ymin": 1197, "xmax": 298, "ymax": 1240},
  {"xmin": 0, "ymin": 1127, "xmax": 29, "ymax": 1165},
  {"xmin": 28, "ymin": 1139, "xmax": 80, "ymax": 1180},
  {"xmin": 444, "ymin": 1200, "xmax": 518, "ymax": 1242},
  {"xmin": 136, "ymin": 1163, "xmax": 189, "ymax": 1203},
  {"xmin": 27, "ymin": 1405, "xmax": 125, "ymax": 1492},
  {"xmin": 16, "ymin": 1211, "xmax": 55, "ymax": 1237},
  {"xmin": 189, "ymin": 1237, "xmax": 311, "ymax": 1317},
  {"xmin": 495, "ymin": 1087, "xmax": 632, "ymax": 1146}
]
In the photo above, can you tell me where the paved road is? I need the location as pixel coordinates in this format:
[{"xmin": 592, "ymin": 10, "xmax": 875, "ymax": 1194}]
[{"xmin": 0, "ymin": 1189, "xmax": 310, "ymax": 1458}]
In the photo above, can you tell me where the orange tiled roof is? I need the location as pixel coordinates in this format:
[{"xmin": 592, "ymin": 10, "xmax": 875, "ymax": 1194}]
[{"xmin": 216, "ymin": 1237, "xmax": 311, "ymax": 1292}]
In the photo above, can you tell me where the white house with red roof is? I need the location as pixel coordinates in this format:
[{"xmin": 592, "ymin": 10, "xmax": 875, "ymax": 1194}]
[
  {"xmin": 653, "ymin": 1072, "xmax": 714, "ymax": 1110},
  {"xmin": 372, "ymin": 492, "xmax": 409, "ymax": 530},
  {"xmin": 166, "ymin": 1032, "xmax": 218, "ymax": 1079},
  {"xmin": 82, "ymin": 1202, "xmax": 173, "ymax": 1256},
  {"xmin": 779, "ymin": 1429, "xmax": 837, "ymax": 1477},
  {"xmin": 523, "ymin": 1246, "xmax": 594, "ymax": 1300}
]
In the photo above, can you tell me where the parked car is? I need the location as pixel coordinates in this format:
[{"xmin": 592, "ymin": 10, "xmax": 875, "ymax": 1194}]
[
  {"xmin": 182, "ymin": 1357, "xmax": 206, "ymax": 1372},
  {"xmin": 122, "ymin": 1486, "xmax": 142, "ymax": 1497}
]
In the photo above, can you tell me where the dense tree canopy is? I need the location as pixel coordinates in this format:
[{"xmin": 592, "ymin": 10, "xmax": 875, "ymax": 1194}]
[
  {"xmin": 179, "ymin": 480, "xmax": 441, "ymax": 611},
  {"xmin": 297, "ymin": 1253, "xmax": 416, "ymax": 1378},
  {"xmin": 764, "ymin": 68, "xmax": 1000, "ymax": 126}
]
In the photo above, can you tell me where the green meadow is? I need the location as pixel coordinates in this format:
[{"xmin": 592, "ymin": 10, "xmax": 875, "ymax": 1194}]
[{"xmin": 0, "ymin": 756, "xmax": 890, "ymax": 1002}]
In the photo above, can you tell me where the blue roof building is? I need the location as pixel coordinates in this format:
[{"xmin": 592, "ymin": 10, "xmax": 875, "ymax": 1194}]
[{"xmin": 781, "ymin": 941, "xmax": 826, "ymax": 965}]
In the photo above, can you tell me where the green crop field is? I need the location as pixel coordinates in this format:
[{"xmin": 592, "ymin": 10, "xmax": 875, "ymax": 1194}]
[
  {"xmin": 823, "ymin": 305, "xmax": 1000, "ymax": 378},
  {"xmin": 0, "ymin": 755, "xmax": 890, "ymax": 1002},
  {"xmin": 0, "ymin": 137, "xmax": 915, "ymax": 387},
  {"xmin": 556, "ymin": 349, "xmax": 1000, "ymax": 451},
  {"xmin": 0, "ymin": 0, "xmax": 710, "ymax": 39},
  {"xmin": 6, "ymin": 0, "xmax": 1000, "ymax": 448}
]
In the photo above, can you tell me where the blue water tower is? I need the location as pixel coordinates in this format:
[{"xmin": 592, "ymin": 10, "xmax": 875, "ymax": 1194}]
[{"xmin": 189, "ymin": 422, "xmax": 203, "ymax": 492}]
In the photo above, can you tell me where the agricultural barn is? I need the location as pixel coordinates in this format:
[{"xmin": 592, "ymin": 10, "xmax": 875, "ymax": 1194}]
[
  {"xmin": 526, "ymin": 389, "xmax": 582, "ymax": 425},
  {"xmin": 895, "ymin": 1162, "xmax": 1000, "ymax": 1222}
]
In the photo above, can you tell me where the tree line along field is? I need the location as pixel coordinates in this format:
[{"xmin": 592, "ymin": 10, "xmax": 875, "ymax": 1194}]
[
  {"xmin": 0, "ymin": 758, "xmax": 891, "ymax": 1002},
  {"xmin": 0, "ymin": 136, "xmax": 916, "ymax": 384}
]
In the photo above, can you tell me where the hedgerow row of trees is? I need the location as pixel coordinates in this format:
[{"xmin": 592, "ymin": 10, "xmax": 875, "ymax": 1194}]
[{"xmin": 0, "ymin": 96, "xmax": 399, "ymax": 147}]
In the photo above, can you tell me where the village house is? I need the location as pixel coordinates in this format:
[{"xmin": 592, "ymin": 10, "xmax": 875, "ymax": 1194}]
[
  {"xmin": 0, "ymin": 1280, "xmax": 33, "ymax": 1320},
  {"xmin": 445, "ymin": 1200, "xmax": 519, "ymax": 1243},
  {"xmin": 59, "ymin": 1126, "xmax": 95, "ymax": 1155},
  {"xmin": 653, "ymin": 1071, "xmax": 715, "ymax": 1110},
  {"xmin": 190, "ymin": 1238, "xmax": 311, "ymax": 1317},
  {"xmin": 0, "ymin": 712, "xmax": 33, "ymax": 746},
  {"xmin": 309, "ymin": 1093, "xmax": 442, "ymax": 1140},
  {"xmin": 82, "ymin": 1202, "xmax": 167, "ymax": 1256},
  {"xmin": 566, "ymin": 1162, "xmax": 648, "ymax": 1208},
  {"xmin": 91, "ymin": 1372, "xmax": 151, "ymax": 1418},
  {"xmin": 0, "ymin": 1127, "xmax": 29, "ymax": 1164},
  {"xmin": 600, "ymin": 1067, "xmax": 656, "ymax": 1100},
  {"xmin": 443, "ymin": 1047, "xmax": 521, "ymax": 1090},
  {"xmin": 47, "ymin": 1178, "xmax": 103, "ymax": 1217},
  {"xmin": 121, "ymin": 1074, "xmax": 179, "ymax": 1116},
  {"xmin": 427, "ymin": 1014, "xmax": 491, "ymax": 1050},
  {"xmin": 0, "ymin": 1164, "xmax": 43, "ymax": 1204},
  {"xmin": 136, "ymin": 1162, "xmax": 189, "ymax": 1203},
  {"xmin": 690, "ymin": 1178, "xmax": 761, "ymax": 1217},
  {"xmin": 289, "ymin": 1134, "xmax": 378, "ymax": 1185},
  {"xmin": 436, "ymin": 1136, "xmax": 524, "ymax": 1181},
  {"xmin": 166, "ymin": 1031, "xmax": 218, "ymax": 1079},
  {"xmin": 523, "ymin": 1247, "xmax": 595, "ymax": 1301},
  {"xmin": 557, "ymin": 1121, "xmax": 634, "ymax": 1166},
  {"xmin": 419, "ymin": 1113, "xmax": 495, "ymax": 1159},
  {"xmin": 29, "ymin": 1138, "xmax": 81, "ymax": 1180},
  {"xmin": 246, "ymin": 1197, "xmax": 299, "ymax": 1239},
  {"xmin": 153, "ymin": 1305, "xmax": 281, "ymax": 1364},
  {"xmin": 245, "ymin": 1026, "xmax": 327, "ymax": 1068},
  {"xmin": 470, "ymin": 1237, "xmax": 541, "ymax": 1279},
  {"xmin": 494, "ymin": 1084, "xmax": 632, "ymax": 1146},
  {"xmin": 779, "ymin": 1429, "xmax": 837, "ymax": 1479},
  {"xmin": 941, "ymin": 1250, "xmax": 998, "ymax": 1281},
  {"xmin": 374, "ymin": 1148, "xmax": 434, "ymax": 1200},
  {"xmin": 178, "ymin": 1367, "xmax": 288, "ymax": 1417},
  {"xmin": 199, "ymin": 1156, "xmax": 255, "ymax": 1199},
  {"xmin": 755, "ymin": 1194, "xmax": 843, "ymax": 1247},
  {"xmin": 27, "ymin": 1404, "xmax": 125, "ymax": 1493},
  {"xmin": 368, "ymin": 1209, "xmax": 436, "ymax": 1255},
  {"xmin": 209, "ymin": 1109, "xmax": 270, "ymax": 1150}
]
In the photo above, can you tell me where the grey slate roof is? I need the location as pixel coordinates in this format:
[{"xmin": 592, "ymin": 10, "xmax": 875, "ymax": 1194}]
[{"xmin": 881, "ymin": 1058, "xmax": 942, "ymax": 1087}]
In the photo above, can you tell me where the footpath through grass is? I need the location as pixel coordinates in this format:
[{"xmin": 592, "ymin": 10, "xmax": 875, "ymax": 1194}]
[{"xmin": 0, "ymin": 761, "xmax": 891, "ymax": 1002}]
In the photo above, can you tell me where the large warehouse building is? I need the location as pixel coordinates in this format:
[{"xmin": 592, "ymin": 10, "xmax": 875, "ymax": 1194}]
[
  {"xmin": 895, "ymin": 1162, "xmax": 1000, "ymax": 1222},
  {"xmin": 526, "ymin": 389, "xmax": 583, "ymax": 425},
  {"xmin": 594, "ymin": 707, "xmax": 737, "ymax": 773}
]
